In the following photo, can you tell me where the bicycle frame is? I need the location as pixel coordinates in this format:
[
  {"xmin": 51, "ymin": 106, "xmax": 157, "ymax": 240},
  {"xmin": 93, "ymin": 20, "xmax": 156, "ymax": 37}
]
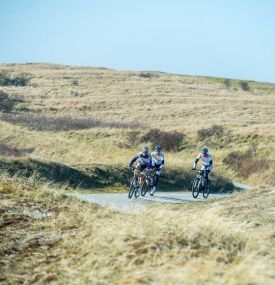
[
  {"xmin": 196, "ymin": 170, "xmax": 209, "ymax": 183},
  {"xmin": 192, "ymin": 169, "xmax": 211, "ymax": 199}
]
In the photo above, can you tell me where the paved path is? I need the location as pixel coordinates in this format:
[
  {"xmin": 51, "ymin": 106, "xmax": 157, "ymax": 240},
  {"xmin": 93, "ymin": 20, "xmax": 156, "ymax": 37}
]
[
  {"xmin": 72, "ymin": 183, "xmax": 250, "ymax": 212},
  {"xmin": 73, "ymin": 191, "xmax": 227, "ymax": 212}
]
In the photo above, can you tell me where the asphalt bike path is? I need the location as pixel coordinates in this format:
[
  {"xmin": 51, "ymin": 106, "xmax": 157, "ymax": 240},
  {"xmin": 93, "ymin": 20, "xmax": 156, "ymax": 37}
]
[{"xmin": 73, "ymin": 183, "xmax": 250, "ymax": 212}]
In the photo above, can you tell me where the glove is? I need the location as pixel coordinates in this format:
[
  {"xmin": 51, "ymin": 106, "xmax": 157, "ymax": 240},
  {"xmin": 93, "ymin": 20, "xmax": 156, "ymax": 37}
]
[
  {"xmin": 156, "ymin": 171, "xmax": 161, "ymax": 176},
  {"xmin": 192, "ymin": 163, "xmax": 197, "ymax": 170}
]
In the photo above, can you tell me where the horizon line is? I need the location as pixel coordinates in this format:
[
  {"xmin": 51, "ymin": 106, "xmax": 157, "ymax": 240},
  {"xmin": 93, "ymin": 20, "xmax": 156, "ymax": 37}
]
[{"xmin": 1, "ymin": 61, "xmax": 275, "ymax": 85}]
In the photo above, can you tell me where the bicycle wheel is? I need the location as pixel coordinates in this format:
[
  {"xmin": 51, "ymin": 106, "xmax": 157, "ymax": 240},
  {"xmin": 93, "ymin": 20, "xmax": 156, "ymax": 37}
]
[
  {"xmin": 141, "ymin": 179, "xmax": 149, "ymax": 196},
  {"xmin": 128, "ymin": 176, "xmax": 138, "ymax": 199},
  {"xmin": 203, "ymin": 179, "xmax": 211, "ymax": 198},
  {"xmin": 192, "ymin": 177, "xmax": 200, "ymax": 198},
  {"xmin": 134, "ymin": 185, "xmax": 141, "ymax": 198}
]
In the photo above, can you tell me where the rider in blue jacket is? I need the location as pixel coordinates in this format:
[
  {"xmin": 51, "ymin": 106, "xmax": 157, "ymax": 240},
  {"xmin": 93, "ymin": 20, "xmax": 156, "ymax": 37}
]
[{"xmin": 129, "ymin": 146, "xmax": 152, "ymax": 196}]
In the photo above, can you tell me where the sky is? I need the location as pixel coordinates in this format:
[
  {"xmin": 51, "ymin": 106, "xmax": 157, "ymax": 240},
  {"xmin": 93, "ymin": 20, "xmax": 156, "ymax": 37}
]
[{"xmin": 0, "ymin": 0, "xmax": 275, "ymax": 83}]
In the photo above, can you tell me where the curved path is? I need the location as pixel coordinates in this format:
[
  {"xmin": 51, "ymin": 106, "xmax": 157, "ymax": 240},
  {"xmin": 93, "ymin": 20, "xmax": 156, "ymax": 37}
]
[
  {"xmin": 74, "ymin": 191, "xmax": 226, "ymax": 213},
  {"xmin": 72, "ymin": 183, "xmax": 251, "ymax": 212}
]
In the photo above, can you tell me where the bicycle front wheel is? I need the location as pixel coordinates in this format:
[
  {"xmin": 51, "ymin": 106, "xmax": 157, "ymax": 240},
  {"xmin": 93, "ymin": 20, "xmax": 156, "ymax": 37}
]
[
  {"xmin": 134, "ymin": 186, "xmax": 141, "ymax": 198},
  {"xmin": 192, "ymin": 178, "xmax": 200, "ymax": 198},
  {"xmin": 128, "ymin": 176, "xmax": 138, "ymax": 199}
]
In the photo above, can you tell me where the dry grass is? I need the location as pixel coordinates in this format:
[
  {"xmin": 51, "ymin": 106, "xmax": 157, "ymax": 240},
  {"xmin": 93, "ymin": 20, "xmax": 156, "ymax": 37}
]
[
  {"xmin": 0, "ymin": 63, "xmax": 274, "ymax": 132},
  {"xmin": 0, "ymin": 62, "xmax": 274, "ymax": 185},
  {"xmin": 0, "ymin": 63, "xmax": 274, "ymax": 285},
  {"xmin": 0, "ymin": 181, "xmax": 274, "ymax": 284}
]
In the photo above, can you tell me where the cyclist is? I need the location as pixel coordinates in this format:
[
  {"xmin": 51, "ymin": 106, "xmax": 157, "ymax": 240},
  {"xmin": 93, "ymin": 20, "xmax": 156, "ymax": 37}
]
[
  {"xmin": 129, "ymin": 146, "xmax": 152, "ymax": 196},
  {"xmin": 192, "ymin": 147, "xmax": 213, "ymax": 180},
  {"xmin": 150, "ymin": 145, "xmax": 164, "ymax": 196}
]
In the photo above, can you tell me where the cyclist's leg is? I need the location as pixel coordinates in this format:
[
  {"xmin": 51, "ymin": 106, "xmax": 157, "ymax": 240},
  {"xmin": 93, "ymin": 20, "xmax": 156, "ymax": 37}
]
[
  {"xmin": 199, "ymin": 166, "xmax": 206, "ymax": 187},
  {"xmin": 151, "ymin": 166, "xmax": 160, "ymax": 195},
  {"xmin": 138, "ymin": 164, "xmax": 146, "ymax": 187},
  {"xmin": 202, "ymin": 165, "xmax": 210, "ymax": 181}
]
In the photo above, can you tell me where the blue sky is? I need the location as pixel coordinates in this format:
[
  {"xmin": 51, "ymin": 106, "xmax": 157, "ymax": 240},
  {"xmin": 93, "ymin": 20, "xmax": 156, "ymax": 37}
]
[{"xmin": 1, "ymin": 0, "xmax": 275, "ymax": 83}]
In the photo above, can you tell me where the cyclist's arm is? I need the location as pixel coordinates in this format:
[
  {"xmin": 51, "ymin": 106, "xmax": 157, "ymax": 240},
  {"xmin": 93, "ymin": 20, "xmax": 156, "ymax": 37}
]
[
  {"xmin": 193, "ymin": 154, "xmax": 201, "ymax": 169},
  {"xmin": 129, "ymin": 155, "xmax": 138, "ymax": 167}
]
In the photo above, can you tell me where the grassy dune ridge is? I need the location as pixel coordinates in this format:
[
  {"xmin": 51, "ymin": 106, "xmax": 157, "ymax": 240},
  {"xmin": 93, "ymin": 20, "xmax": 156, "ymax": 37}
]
[
  {"xmin": 1, "ymin": 63, "xmax": 275, "ymax": 129},
  {"xmin": 0, "ymin": 181, "xmax": 274, "ymax": 284},
  {"xmin": 0, "ymin": 63, "xmax": 274, "ymax": 187}
]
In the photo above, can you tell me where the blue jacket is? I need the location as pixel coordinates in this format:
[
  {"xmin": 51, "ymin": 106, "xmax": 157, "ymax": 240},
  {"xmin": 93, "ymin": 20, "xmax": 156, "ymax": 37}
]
[{"xmin": 129, "ymin": 152, "xmax": 152, "ymax": 167}]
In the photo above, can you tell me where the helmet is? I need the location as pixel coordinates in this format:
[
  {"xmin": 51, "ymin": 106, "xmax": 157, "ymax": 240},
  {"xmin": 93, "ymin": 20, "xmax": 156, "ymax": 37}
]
[
  {"xmin": 155, "ymin": 145, "xmax": 161, "ymax": 151},
  {"xmin": 142, "ymin": 146, "xmax": 149, "ymax": 153},
  {"xmin": 201, "ymin": 147, "xmax": 208, "ymax": 154}
]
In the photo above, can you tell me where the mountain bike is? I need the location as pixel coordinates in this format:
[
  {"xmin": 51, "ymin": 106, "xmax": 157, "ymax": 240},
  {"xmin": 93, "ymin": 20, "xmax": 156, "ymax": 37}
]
[
  {"xmin": 192, "ymin": 170, "xmax": 211, "ymax": 198},
  {"xmin": 128, "ymin": 168, "xmax": 146, "ymax": 199},
  {"xmin": 140, "ymin": 168, "xmax": 155, "ymax": 197}
]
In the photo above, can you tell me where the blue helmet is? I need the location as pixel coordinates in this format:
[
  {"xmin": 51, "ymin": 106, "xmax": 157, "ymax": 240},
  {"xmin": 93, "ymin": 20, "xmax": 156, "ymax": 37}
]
[
  {"xmin": 142, "ymin": 146, "xmax": 149, "ymax": 153},
  {"xmin": 155, "ymin": 145, "xmax": 161, "ymax": 152},
  {"xmin": 201, "ymin": 147, "xmax": 208, "ymax": 154}
]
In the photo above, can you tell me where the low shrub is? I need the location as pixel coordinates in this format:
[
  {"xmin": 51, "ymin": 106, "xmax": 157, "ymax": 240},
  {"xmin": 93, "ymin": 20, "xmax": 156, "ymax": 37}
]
[
  {"xmin": 223, "ymin": 148, "xmax": 270, "ymax": 178},
  {"xmin": 239, "ymin": 81, "xmax": 250, "ymax": 91},
  {"xmin": 223, "ymin": 79, "xmax": 231, "ymax": 88},
  {"xmin": 197, "ymin": 125, "xmax": 225, "ymax": 141},
  {"xmin": 0, "ymin": 91, "xmax": 22, "ymax": 112},
  {"xmin": 71, "ymin": 79, "xmax": 79, "ymax": 86},
  {"xmin": 139, "ymin": 72, "xmax": 159, "ymax": 79},
  {"xmin": 70, "ymin": 91, "xmax": 88, "ymax": 97},
  {"xmin": 0, "ymin": 113, "xmax": 142, "ymax": 131},
  {"xmin": 0, "ymin": 143, "xmax": 22, "ymax": 157},
  {"xmin": 0, "ymin": 71, "xmax": 30, "ymax": 86},
  {"xmin": 141, "ymin": 128, "xmax": 184, "ymax": 151}
]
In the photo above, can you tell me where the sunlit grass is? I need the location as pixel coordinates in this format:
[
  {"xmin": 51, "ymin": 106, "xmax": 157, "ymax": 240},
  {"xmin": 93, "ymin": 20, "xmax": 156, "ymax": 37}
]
[{"xmin": 0, "ymin": 182, "xmax": 274, "ymax": 284}]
